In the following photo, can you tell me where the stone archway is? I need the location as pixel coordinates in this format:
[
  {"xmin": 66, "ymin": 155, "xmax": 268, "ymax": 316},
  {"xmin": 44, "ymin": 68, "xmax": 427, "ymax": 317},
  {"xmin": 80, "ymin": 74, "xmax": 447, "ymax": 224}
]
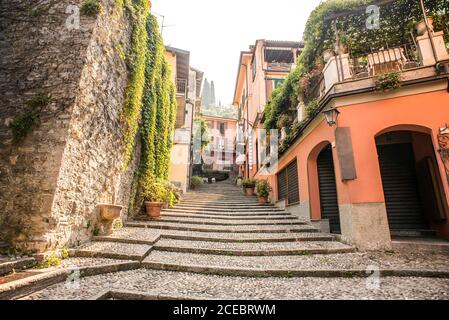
[
  {"xmin": 307, "ymin": 141, "xmax": 341, "ymax": 233},
  {"xmin": 375, "ymin": 126, "xmax": 449, "ymax": 238}
]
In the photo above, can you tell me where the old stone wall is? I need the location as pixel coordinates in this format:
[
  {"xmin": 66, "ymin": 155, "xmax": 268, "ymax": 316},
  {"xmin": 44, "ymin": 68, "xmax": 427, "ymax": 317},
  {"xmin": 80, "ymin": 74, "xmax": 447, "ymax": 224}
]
[{"xmin": 0, "ymin": 0, "xmax": 140, "ymax": 252}]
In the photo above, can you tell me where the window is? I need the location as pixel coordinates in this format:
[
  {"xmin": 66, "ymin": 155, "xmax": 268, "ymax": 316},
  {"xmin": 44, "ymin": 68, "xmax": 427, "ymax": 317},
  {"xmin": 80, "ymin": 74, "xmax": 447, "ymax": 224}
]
[
  {"xmin": 251, "ymin": 56, "xmax": 257, "ymax": 81},
  {"xmin": 277, "ymin": 159, "xmax": 299, "ymax": 204},
  {"xmin": 219, "ymin": 123, "xmax": 226, "ymax": 135},
  {"xmin": 210, "ymin": 151, "xmax": 215, "ymax": 157},
  {"xmin": 221, "ymin": 152, "xmax": 225, "ymax": 161},
  {"xmin": 274, "ymin": 79, "xmax": 285, "ymax": 88}
]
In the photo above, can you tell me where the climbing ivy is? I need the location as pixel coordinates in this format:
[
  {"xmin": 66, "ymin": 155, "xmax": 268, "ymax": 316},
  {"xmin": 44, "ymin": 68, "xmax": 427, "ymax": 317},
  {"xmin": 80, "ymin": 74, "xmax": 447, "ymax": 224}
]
[{"xmin": 121, "ymin": 0, "xmax": 150, "ymax": 166}]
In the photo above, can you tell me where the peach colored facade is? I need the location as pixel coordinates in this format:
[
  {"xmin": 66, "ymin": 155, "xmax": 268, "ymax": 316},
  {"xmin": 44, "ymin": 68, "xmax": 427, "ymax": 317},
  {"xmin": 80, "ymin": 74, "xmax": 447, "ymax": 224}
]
[
  {"xmin": 202, "ymin": 115, "xmax": 238, "ymax": 172},
  {"xmin": 234, "ymin": 31, "xmax": 449, "ymax": 250},
  {"xmin": 233, "ymin": 40, "xmax": 302, "ymax": 179}
]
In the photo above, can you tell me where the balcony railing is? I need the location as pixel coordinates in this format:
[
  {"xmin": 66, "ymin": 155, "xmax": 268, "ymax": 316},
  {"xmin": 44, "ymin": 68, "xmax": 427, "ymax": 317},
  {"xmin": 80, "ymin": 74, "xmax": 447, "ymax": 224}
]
[
  {"xmin": 176, "ymin": 78, "xmax": 188, "ymax": 95},
  {"xmin": 349, "ymin": 42, "xmax": 421, "ymax": 79},
  {"xmin": 266, "ymin": 62, "xmax": 293, "ymax": 72}
]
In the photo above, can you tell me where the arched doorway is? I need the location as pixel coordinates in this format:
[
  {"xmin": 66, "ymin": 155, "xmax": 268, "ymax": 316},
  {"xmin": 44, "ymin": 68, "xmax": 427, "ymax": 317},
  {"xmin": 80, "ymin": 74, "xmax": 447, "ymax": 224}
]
[
  {"xmin": 316, "ymin": 144, "xmax": 341, "ymax": 234},
  {"xmin": 376, "ymin": 130, "xmax": 448, "ymax": 237}
]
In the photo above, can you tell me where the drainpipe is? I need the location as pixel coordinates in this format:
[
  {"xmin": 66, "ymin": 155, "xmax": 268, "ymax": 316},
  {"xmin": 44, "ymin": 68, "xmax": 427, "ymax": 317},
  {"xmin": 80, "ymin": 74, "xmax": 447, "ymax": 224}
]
[
  {"xmin": 187, "ymin": 98, "xmax": 195, "ymax": 189},
  {"xmin": 419, "ymin": 0, "xmax": 439, "ymax": 64}
]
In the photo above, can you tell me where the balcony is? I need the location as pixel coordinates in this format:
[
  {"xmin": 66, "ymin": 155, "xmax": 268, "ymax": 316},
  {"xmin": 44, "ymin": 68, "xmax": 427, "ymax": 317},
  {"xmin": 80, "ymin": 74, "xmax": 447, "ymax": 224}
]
[
  {"xmin": 266, "ymin": 62, "xmax": 293, "ymax": 72},
  {"xmin": 176, "ymin": 78, "xmax": 188, "ymax": 95},
  {"xmin": 322, "ymin": 30, "xmax": 449, "ymax": 97}
]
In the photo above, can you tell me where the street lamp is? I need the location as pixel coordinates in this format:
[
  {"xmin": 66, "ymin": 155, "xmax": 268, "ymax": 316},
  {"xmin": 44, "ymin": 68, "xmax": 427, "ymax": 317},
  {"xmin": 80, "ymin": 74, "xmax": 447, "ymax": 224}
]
[{"xmin": 323, "ymin": 108, "xmax": 340, "ymax": 127}]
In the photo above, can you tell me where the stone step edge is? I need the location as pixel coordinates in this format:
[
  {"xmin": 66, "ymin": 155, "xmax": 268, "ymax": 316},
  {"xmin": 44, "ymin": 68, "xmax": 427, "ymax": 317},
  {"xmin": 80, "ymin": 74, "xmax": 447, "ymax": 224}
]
[
  {"xmin": 162, "ymin": 213, "xmax": 296, "ymax": 220},
  {"xmin": 0, "ymin": 261, "xmax": 140, "ymax": 300},
  {"xmin": 138, "ymin": 219, "xmax": 306, "ymax": 227},
  {"xmin": 153, "ymin": 245, "xmax": 357, "ymax": 256},
  {"xmin": 125, "ymin": 223, "xmax": 319, "ymax": 234},
  {"xmin": 169, "ymin": 208, "xmax": 284, "ymax": 212},
  {"xmin": 92, "ymin": 235, "xmax": 162, "ymax": 246},
  {"xmin": 161, "ymin": 234, "xmax": 335, "ymax": 243},
  {"xmin": 162, "ymin": 211, "xmax": 291, "ymax": 217},
  {"xmin": 0, "ymin": 257, "xmax": 37, "ymax": 277},
  {"xmin": 176, "ymin": 204, "xmax": 276, "ymax": 208},
  {"xmin": 90, "ymin": 289, "xmax": 225, "ymax": 301},
  {"xmin": 69, "ymin": 247, "xmax": 154, "ymax": 262},
  {"xmin": 142, "ymin": 262, "xmax": 449, "ymax": 279}
]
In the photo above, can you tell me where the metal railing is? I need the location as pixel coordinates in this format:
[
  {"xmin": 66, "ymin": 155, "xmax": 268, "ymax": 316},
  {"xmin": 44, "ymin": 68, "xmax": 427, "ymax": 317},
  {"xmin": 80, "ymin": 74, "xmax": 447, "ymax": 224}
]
[
  {"xmin": 349, "ymin": 42, "xmax": 421, "ymax": 79},
  {"xmin": 267, "ymin": 62, "xmax": 293, "ymax": 72}
]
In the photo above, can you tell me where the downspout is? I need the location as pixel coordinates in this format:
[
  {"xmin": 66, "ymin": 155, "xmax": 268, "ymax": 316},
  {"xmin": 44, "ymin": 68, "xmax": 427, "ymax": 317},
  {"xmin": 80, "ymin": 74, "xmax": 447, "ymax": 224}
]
[
  {"xmin": 187, "ymin": 98, "xmax": 195, "ymax": 189},
  {"xmin": 419, "ymin": 0, "xmax": 439, "ymax": 64}
]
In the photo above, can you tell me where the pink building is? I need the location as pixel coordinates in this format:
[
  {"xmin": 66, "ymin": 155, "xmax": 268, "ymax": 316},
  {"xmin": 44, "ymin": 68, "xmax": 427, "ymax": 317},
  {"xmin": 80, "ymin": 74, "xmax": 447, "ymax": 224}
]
[{"xmin": 202, "ymin": 115, "xmax": 238, "ymax": 172}]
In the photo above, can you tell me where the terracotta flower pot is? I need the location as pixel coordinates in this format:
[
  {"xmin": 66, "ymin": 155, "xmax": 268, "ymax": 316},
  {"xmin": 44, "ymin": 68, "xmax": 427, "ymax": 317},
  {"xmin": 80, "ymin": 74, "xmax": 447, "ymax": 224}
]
[
  {"xmin": 416, "ymin": 17, "xmax": 434, "ymax": 36},
  {"xmin": 245, "ymin": 187, "xmax": 255, "ymax": 196},
  {"xmin": 145, "ymin": 202, "xmax": 163, "ymax": 219},
  {"xmin": 258, "ymin": 196, "xmax": 268, "ymax": 204}
]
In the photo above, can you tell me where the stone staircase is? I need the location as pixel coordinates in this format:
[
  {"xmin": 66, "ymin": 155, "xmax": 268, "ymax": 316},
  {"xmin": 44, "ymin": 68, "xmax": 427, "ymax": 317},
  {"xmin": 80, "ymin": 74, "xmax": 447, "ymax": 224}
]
[{"xmin": 69, "ymin": 180, "xmax": 356, "ymax": 272}]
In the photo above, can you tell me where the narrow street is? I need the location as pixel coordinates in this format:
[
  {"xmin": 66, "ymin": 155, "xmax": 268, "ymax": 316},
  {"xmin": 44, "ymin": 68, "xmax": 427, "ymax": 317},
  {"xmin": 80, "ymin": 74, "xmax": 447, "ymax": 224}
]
[{"xmin": 7, "ymin": 181, "xmax": 449, "ymax": 300}]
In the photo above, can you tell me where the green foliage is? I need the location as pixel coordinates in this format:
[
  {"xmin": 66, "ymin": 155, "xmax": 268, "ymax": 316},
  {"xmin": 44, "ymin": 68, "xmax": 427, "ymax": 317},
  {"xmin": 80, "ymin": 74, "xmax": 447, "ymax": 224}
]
[
  {"xmin": 255, "ymin": 180, "xmax": 271, "ymax": 198},
  {"xmin": 121, "ymin": 0, "xmax": 150, "ymax": 166},
  {"xmin": 195, "ymin": 117, "xmax": 211, "ymax": 150},
  {"xmin": 61, "ymin": 247, "xmax": 70, "ymax": 259},
  {"xmin": 375, "ymin": 71, "xmax": 402, "ymax": 92},
  {"xmin": 39, "ymin": 253, "xmax": 61, "ymax": 268},
  {"xmin": 80, "ymin": 0, "xmax": 102, "ymax": 16},
  {"xmin": 242, "ymin": 179, "xmax": 256, "ymax": 189},
  {"xmin": 191, "ymin": 176, "xmax": 204, "ymax": 188},
  {"xmin": 11, "ymin": 94, "xmax": 52, "ymax": 143},
  {"xmin": 305, "ymin": 99, "xmax": 320, "ymax": 118},
  {"xmin": 141, "ymin": 180, "xmax": 167, "ymax": 203}
]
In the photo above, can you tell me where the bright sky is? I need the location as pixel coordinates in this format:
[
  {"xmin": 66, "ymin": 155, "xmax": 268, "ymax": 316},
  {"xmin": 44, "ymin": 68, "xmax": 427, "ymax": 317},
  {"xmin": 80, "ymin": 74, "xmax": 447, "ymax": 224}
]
[{"xmin": 151, "ymin": 0, "xmax": 322, "ymax": 105}]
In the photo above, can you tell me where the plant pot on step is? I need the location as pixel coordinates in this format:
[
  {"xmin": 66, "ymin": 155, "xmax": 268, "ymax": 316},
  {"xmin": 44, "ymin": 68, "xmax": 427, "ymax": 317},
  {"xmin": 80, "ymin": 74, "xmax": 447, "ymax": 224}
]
[
  {"xmin": 258, "ymin": 196, "xmax": 268, "ymax": 204},
  {"xmin": 245, "ymin": 187, "xmax": 255, "ymax": 196},
  {"xmin": 145, "ymin": 202, "xmax": 163, "ymax": 219}
]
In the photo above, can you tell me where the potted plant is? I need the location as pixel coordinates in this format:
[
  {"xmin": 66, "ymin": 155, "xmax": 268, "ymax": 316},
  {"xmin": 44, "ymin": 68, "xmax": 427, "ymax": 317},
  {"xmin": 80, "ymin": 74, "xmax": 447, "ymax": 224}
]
[
  {"xmin": 191, "ymin": 176, "xmax": 203, "ymax": 190},
  {"xmin": 242, "ymin": 179, "xmax": 256, "ymax": 196},
  {"xmin": 141, "ymin": 180, "xmax": 166, "ymax": 219},
  {"xmin": 235, "ymin": 176, "xmax": 243, "ymax": 187},
  {"xmin": 255, "ymin": 180, "xmax": 271, "ymax": 204},
  {"xmin": 323, "ymin": 49, "xmax": 335, "ymax": 63},
  {"xmin": 416, "ymin": 17, "xmax": 434, "ymax": 36}
]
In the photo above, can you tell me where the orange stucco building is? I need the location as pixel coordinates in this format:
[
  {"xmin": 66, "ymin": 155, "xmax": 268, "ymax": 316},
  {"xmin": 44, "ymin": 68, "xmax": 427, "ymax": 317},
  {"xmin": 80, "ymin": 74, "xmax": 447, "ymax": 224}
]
[{"xmin": 234, "ymin": 26, "xmax": 449, "ymax": 250}]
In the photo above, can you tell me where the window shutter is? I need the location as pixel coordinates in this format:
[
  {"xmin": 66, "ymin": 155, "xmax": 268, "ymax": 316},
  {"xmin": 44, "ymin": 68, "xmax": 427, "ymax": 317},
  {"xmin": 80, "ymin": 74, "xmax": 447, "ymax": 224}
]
[
  {"xmin": 277, "ymin": 159, "xmax": 299, "ymax": 204},
  {"xmin": 287, "ymin": 160, "xmax": 299, "ymax": 204},
  {"xmin": 175, "ymin": 97, "xmax": 186, "ymax": 128}
]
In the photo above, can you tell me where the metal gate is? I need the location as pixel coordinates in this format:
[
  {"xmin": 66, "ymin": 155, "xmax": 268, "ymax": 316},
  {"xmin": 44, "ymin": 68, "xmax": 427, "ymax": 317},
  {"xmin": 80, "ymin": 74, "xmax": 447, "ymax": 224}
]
[
  {"xmin": 317, "ymin": 146, "xmax": 341, "ymax": 233},
  {"xmin": 377, "ymin": 143, "xmax": 428, "ymax": 231}
]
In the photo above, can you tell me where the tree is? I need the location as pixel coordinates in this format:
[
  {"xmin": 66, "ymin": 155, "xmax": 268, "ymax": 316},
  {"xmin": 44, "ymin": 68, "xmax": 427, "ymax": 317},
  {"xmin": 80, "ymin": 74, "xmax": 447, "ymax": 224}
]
[
  {"xmin": 210, "ymin": 81, "xmax": 216, "ymax": 107},
  {"xmin": 202, "ymin": 78, "xmax": 211, "ymax": 107}
]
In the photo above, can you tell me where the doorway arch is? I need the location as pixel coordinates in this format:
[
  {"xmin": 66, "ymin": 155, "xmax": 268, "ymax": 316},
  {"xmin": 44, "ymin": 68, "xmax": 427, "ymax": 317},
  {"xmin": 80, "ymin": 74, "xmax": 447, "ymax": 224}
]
[
  {"xmin": 308, "ymin": 142, "xmax": 341, "ymax": 234},
  {"xmin": 375, "ymin": 127, "xmax": 448, "ymax": 237}
]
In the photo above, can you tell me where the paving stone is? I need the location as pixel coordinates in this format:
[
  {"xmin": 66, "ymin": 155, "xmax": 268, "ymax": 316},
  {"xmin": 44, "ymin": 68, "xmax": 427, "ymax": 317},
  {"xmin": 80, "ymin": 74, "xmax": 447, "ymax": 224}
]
[
  {"xmin": 21, "ymin": 269, "xmax": 449, "ymax": 300},
  {"xmin": 72, "ymin": 242, "xmax": 151, "ymax": 261},
  {"xmin": 93, "ymin": 228, "xmax": 161, "ymax": 244}
]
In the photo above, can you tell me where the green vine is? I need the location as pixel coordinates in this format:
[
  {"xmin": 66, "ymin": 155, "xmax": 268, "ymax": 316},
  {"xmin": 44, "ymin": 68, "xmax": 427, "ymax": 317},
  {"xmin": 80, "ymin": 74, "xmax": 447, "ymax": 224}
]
[
  {"xmin": 80, "ymin": 0, "xmax": 103, "ymax": 16},
  {"xmin": 375, "ymin": 71, "xmax": 402, "ymax": 92},
  {"xmin": 11, "ymin": 94, "xmax": 52, "ymax": 143}
]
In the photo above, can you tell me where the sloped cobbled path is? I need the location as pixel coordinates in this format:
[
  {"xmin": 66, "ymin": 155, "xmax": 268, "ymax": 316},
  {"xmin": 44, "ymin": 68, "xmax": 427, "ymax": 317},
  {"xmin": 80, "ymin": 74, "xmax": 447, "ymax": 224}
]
[{"xmin": 19, "ymin": 181, "xmax": 449, "ymax": 300}]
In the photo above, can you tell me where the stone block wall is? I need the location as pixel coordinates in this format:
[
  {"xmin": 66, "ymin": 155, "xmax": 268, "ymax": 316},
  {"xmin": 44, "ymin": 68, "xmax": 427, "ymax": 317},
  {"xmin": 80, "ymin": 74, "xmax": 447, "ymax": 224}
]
[{"xmin": 0, "ymin": 0, "xmax": 140, "ymax": 252}]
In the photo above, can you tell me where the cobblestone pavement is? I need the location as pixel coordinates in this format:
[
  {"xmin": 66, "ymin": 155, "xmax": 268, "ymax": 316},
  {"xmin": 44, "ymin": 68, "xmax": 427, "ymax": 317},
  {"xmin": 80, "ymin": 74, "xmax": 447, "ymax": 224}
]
[
  {"xmin": 23, "ymin": 269, "xmax": 449, "ymax": 300},
  {"xmin": 16, "ymin": 181, "xmax": 449, "ymax": 300}
]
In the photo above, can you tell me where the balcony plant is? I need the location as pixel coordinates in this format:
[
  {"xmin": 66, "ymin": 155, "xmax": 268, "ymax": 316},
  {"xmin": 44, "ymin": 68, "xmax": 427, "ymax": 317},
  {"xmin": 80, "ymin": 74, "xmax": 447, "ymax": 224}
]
[
  {"xmin": 374, "ymin": 71, "xmax": 402, "ymax": 92},
  {"xmin": 191, "ymin": 176, "xmax": 203, "ymax": 190},
  {"xmin": 255, "ymin": 180, "xmax": 271, "ymax": 204},
  {"xmin": 242, "ymin": 179, "xmax": 256, "ymax": 196},
  {"xmin": 141, "ymin": 180, "xmax": 167, "ymax": 219}
]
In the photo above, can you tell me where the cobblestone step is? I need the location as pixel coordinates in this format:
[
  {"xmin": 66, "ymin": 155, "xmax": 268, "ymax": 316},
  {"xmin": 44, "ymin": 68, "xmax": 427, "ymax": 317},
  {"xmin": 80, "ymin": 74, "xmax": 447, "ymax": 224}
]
[
  {"xmin": 70, "ymin": 242, "xmax": 152, "ymax": 261},
  {"xmin": 153, "ymin": 239, "xmax": 356, "ymax": 256},
  {"xmin": 0, "ymin": 257, "xmax": 37, "ymax": 277},
  {"xmin": 142, "ymin": 251, "xmax": 449, "ymax": 278},
  {"xmin": 140, "ymin": 216, "xmax": 306, "ymax": 227},
  {"xmin": 92, "ymin": 228, "xmax": 161, "ymax": 245},
  {"xmin": 177, "ymin": 203, "xmax": 274, "ymax": 208},
  {"xmin": 160, "ymin": 230, "xmax": 335, "ymax": 242},
  {"xmin": 162, "ymin": 209, "xmax": 288, "ymax": 218},
  {"xmin": 168, "ymin": 207, "xmax": 284, "ymax": 214},
  {"xmin": 161, "ymin": 213, "xmax": 296, "ymax": 220},
  {"xmin": 126, "ymin": 221, "xmax": 319, "ymax": 233}
]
